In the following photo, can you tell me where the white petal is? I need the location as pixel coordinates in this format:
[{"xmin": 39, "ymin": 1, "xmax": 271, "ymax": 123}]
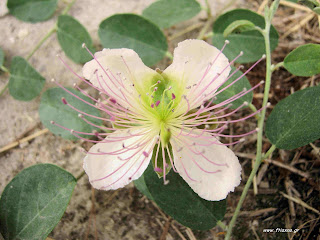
[
  {"xmin": 163, "ymin": 39, "xmax": 231, "ymax": 109},
  {"xmin": 171, "ymin": 131, "xmax": 241, "ymax": 201},
  {"xmin": 82, "ymin": 48, "xmax": 160, "ymax": 110},
  {"xmin": 83, "ymin": 129, "xmax": 157, "ymax": 190}
]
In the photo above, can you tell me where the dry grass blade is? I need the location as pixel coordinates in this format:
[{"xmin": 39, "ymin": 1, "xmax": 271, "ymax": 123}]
[{"xmin": 280, "ymin": 192, "xmax": 320, "ymax": 215}]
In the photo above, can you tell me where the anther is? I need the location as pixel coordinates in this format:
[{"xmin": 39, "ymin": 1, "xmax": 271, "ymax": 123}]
[
  {"xmin": 93, "ymin": 69, "xmax": 98, "ymax": 74},
  {"xmin": 243, "ymin": 101, "xmax": 248, "ymax": 106},
  {"xmin": 186, "ymin": 86, "xmax": 191, "ymax": 89},
  {"xmin": 267, "ymin": 102, "xmax": 271, "ymax": 107},
  {"xmin": 240, "ymin": 138, "xmax": 246, "ymax": 142},
  {"xmin": 172, "ymin": 108, "xmax": 175, "ymax": 112},
  {"xmin": 73, "ymin": 83, "xmax": 77, "ymax": 87},
  {"xmin": 78, "ymin": 114, "xmax": 83, "ymax": 118},
  {"xmin": 239, "ymin": 51, "xmax": 244, "ymax": 56},
  {"xmin": 157, "ymin": 80, "xmax": 161, "ymax": 84},
  {"xmin": 51, "ymin": 78, "xmax": 55, "ymax": 82},
  {"xmin": 70, "ymin": 129, "xmax": 74, "ymax": 134},
  {"xmin": 255, "ymin": 128, "xmax": 260, "ymax": 132},
  {"xmin": 151, "ymin": 103, "xmax": 154, "ymax": 108},
  {"xmin": 260, "ymin": 80, "xmax": 265, "ymax": 84},
  {"xmin": 122, "ymin": 143, "xmax": 125, "ymax": 148},
  {"xmin": 143, "ymin": 151, "xmax": 149, "ymax": 157},
  {"xmin": 164, "ymin": 180, "xmax": 170, "ymax": 185},
  {"xmin": 82, "ymin": 43, "xmax": 86, "ymax": 48},
  {"xmin": 155, "ymin": 101, "xmax": 160, "ymax": 107},
  {"xmin": 172, "ymin": 93, "xmax": 176, "ymax": 100},
  {"xmin": 110, "ymin": 98, "xmax": 117, "ymax": 104},
  {"xmin": 168, "ymin": 86, "xmax": 172, "ymax": 90},
  {"xmin": 50, "ymin": 120, "xmax": 55, "ymax": 124},
  {"xmin": 154, "ymin": 167, "xmax": 162, "ymax": 172},
  {"xmin": 154, "ymin": 87, "xmax": 158, "ymax": 91},
  {"xmin": 225, "ymin": 40, "xmax": 230, "ymax": 44},
  {"xmin": 61, "ymin": 97, "xmax": 67, "ymax": 105},
  {"xmin": 262, "ymin": 54, "xmax": 266, "ymax": 59}
]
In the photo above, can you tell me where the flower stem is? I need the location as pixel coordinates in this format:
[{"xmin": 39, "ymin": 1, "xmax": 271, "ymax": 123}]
[{"xmin": 224, "ymin": 2, "xmax": 279, "ymax": 239}]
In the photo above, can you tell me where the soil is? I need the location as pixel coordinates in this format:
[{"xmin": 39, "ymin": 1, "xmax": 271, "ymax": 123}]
[{"xmin": 1, "ymin": 0, "xmax": 319, "ymax": 240}]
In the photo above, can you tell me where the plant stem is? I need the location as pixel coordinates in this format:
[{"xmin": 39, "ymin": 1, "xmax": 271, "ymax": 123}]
[
  {"xmin": 0, "ymin": 65, "xmax": 9, "ymax": 73},
  {"xmin": 271, "ymin": 61, "xmax": 284, "ymax": 72},
  {"xmin": 225, "ymin": 3, "xmax": 278, "ymax": 239},
  {"xmin": 204, "ymin": 0, "xmax": 212, "ymax": 17},
  {"xmin": 26, "ymin": 26, "xmax": 57, "ymax": 60},
  {"xmin": 248, "ymin": 103, "xmax": 259, "ymax": 120},
  {"xmin": 26, "ymin": 0, "xmax": 78, "ymax": 60},
  {"xmin": 76, "ymin": 170, "xmax": 86, "ymax": 181},
  {"xmin": 165, "ymin": 51, "xmax": 173, "ymax": 60},
  {"xmin": 62, "ymin": 0, "xmax": 77, "ymax": 15},
  {"xmin": 262, "ymin": 144, "xmax": 276, "ymax": 160},
  {"xmin": 217, "ymin": 220, "xmax": 228, "ymax": 231},
  {"xmin": 0, "ymin": 83, "xmax": 9, "ymax": 97}
]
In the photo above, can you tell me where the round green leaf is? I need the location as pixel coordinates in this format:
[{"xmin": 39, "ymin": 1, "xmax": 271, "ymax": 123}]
[
  {"xmin": 142, "ymin": 0, "xmax": 201, "ymax": 29},
  {"xmin": 284, "ymin": 44, "xmax": 320, "ymax": 77},
  {"xmin": 9, "ymin": 56, "xmax": 45, "ymax": 101},
  {"xmin": 212, "ymin": 9, "xmax": 279, "ymax": 63},
  {"xmin": 7, "ymin": 0, "xmax": 58, "ymax": 23},
  {"xmin": 142, "ymin": 163, "xmax": 226, "ymax": 230},
  {"xmin": 214, "ymin": 66, "xmax": 253, "ymax": 109},
  {"xmin": 266, "ymin": 86, "xmax": 320, "ymax": 150},
  {"xmin": 98, "ymin": 14, "xmax": 168, "ymax": 66},
  {"xmin": 57, "ymin": 15, "xmax": 95, "ymax": 64},
  {"xmin": 0, "ymin": 164, "xmax": 76, "ymax": 240},
  {"xmin": 39, "ymin": 87, "xmax": 102, "ymax": 140},
  {"xmin": 0, "ymin": 47, "xmax": 4, "ymax": 67}
]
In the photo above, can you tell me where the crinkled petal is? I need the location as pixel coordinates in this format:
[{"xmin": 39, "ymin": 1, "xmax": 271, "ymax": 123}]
[
  {"xmin": 171, "ymin": 131, "xmax": 241, "ymax": 201},
  {"xmin": 163, "ymin": 39, "xmax": 231, "ymax": 110},
  {"xmin": 83, "ymin": 129, "xmax": 157, "ymax": 190},
  {"xmin": 82, "ymin": 48, "xmax": 161, "ymax": 110}
]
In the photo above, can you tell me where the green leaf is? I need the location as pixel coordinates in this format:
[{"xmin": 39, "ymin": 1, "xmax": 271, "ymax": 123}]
[
  {"xmin": 284, "ymin": 44, "xmax": 320, "ymax": 76},
  {"xmin": 313, "ymin": 6, "xmax": 320, "ymax": 14},
  {"xmin": 142, "ymin": 163, "xmax": 226, "ymax": 230},
  {"xmin": 9, "ymin": 56, "xmax": 45, "ymax": 101},
  {"xmin": 223, "ymin": 20, "xmax": 256, "ymax": 38},
  {"xmin": 212, "ymin": 9, "xmax": 279, "ymax": 63},
  {"xmin": 57, "ymin": 15, "xmax": 95, "ymax": 64},
  {"xmin": 266, "ymin": 86, "xmax": 320, "ymax": 150},
  {"xmin": 39, "ymin": 87, "xmax": 102, "ymax": 140},
  {"xmin": 0, "ymin": 164, "xmax": 76, "ymax": 240},
  {"xmin": 0, "ymin": 47, "xmax": 4, "ymax": 67},
  {"xmin": 7, "ymin": 0, "xmax": 58, "ymax": 23},
  {"xmin": 142, "ymin": 0, "xmax": 201, "ymax": 29},
  {"xmin": 214, "ymin": 66, "xmax": 253, "ymax": 109},
  {"xmin": 134, "ymin": 175, "xmax": 154, "ymax": 201},
  {"xmin": 98, "ymin": 14, "xmax": 168, "ymax": 66},
  {"xmin": 299, "ymin": 0, "xmax": 320, "ymax": 9}
]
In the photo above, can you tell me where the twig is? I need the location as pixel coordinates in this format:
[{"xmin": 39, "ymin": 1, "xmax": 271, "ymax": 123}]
[
  {"xmin": 224, "ymin": 208, "xmax": 277, "ymax": 218},
  {"xmin": 280, "ymin": 192, "xmax": 320, "ymax": 215},
  {"xmin": 282, "ymin": 14, "xmax": 315, "ymax": 39},
  {"xmin": 263, "ymin": 158, "xmax": 311, "ymax": 179},
  {"xmin": 160, "ymin": 217, "xmax": 172, "ymax": 240},
  {"xmin": 151, "ymin": 201, "xmax": 187, "ymax": 240},
  {"xmin": 168, "ymin": 22, "xmax": 204, "ymax": 41},
  {"xmin": 285, "ymin": 177, "xmax": 296, "ymax": 218},
  {"xmin": 185, "ymin": 228, "xmax": 197, "ymax": 240},
  {"xmin": 279, "ymin": 0, "xmax": 313, "ymax": 12},
  {"xmin": 0, "ymin": 128, "xmax": 49, "ymax": 154}
]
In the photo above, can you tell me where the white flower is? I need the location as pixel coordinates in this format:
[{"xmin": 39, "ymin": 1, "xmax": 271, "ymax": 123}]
[{"xmin": 54, "ymin": 39, "xmax": 264, "ymax": 201}]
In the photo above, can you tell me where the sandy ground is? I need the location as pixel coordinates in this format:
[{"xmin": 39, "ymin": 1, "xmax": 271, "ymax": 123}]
[{"xmin": 0, "ymin": 0, "xmax": 234, "ymax": 239}]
